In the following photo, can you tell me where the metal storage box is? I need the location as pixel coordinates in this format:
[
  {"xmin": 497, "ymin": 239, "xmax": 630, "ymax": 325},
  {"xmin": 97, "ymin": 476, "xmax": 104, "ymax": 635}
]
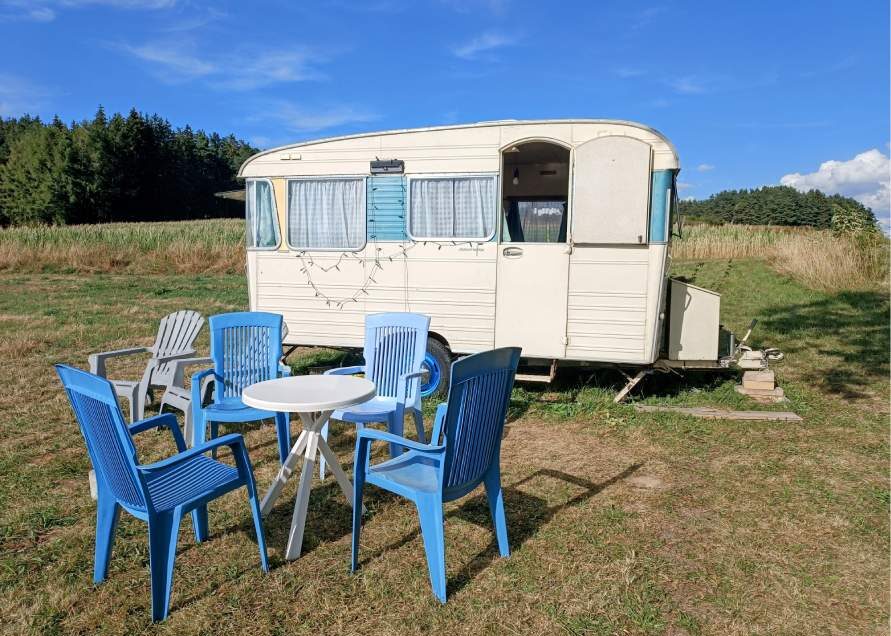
[{"xmin": 668, "ymin": 279, "xmax": 720, "ymax": 361}]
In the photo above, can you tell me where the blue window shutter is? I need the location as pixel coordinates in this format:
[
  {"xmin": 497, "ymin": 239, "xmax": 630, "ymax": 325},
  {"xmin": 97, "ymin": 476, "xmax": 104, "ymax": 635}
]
[{"xmin": 367, "ymin": 176, "xmax": 407, "ymax": 241}]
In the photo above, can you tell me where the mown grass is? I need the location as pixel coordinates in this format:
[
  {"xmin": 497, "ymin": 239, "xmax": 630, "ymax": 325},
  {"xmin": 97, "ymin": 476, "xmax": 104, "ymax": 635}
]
[{"xmin": 0, "ymin": 254, "xmax": 887, "ymax": 635}]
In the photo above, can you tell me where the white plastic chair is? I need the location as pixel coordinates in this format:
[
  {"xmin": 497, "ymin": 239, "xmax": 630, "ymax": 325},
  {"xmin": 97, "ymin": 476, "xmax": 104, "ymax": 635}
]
[{"xmin": 89, "ymin": 310, "xmax": 209, "ymax": 423}]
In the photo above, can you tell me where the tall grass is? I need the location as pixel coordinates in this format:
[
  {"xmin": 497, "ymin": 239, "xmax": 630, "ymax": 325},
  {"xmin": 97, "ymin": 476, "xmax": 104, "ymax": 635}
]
[
  {"xmin": 0, "ymin": 219, "xmax": 246, "ymax": 274},
  {"xmin": 674, "ymin": 223, "xmax": 889, "ymax": 291},
  {"xmin": 1, "ymin": 219, "xmax": 887, "ymax": 292}
]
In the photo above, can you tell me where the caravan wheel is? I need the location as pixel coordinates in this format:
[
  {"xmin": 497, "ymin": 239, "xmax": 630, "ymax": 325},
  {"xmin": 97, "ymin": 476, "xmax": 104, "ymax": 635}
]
[{"xmin": 420, "ymin": 338, "xmax": 451, "ymax": 398}]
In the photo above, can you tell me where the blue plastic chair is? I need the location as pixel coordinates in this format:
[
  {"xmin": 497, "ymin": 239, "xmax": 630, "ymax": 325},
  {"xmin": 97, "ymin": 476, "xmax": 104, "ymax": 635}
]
[
  {"xmin": 191, "ymin": 312, "xmax": 292, "ymax": 464},
  {"xmin": 351, "ymin": 346, "xmax": 521, "ymax": 603},
  {"xmin": 320, "ymin": 312, "xmax": 431, "ymax": 478},
  {"xmin": 55, "ymin": 364, "xmax": 269, "ymax": 622}
]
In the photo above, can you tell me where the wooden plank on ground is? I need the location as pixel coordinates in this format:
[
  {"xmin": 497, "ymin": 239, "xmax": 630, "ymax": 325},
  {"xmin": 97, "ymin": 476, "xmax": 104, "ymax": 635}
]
[{"xmin": 633, "ymin": 405, "xmax": 802, "ymax": 422}]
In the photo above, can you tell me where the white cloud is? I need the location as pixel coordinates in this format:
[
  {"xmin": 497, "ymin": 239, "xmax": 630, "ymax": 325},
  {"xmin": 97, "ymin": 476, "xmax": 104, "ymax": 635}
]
[
  {"xmin": 0, "ymin": 73, "xmax": 52, "ymax": 116},
  {"xmin": 696, "ymin": 163, "xmax": 714, "ymax": 172},
  {"xmin": 613, "ymin": 67, "xmax": 646, "ymax": 78},
  {"xmin": 452, "ymin": 31, "xmax": 514, "ymax": 60},
  {"xmin": 118, "ymin": 40, "xmax": 324, "ymax": 89},
  {"xmin": 780, "ymin": 149, "xmax": 890, "ymax": 215},
  {"xmin": 1, "ymin": 0, "xmax": 174, "ymax": 21},
  {"xmin": 668, "ymin": 75, "xmax": 707, "ymax": 94},
  {"xmin": 119, "ymin": 41, "xmax": 216, "ymax": 80},
  {"xmin": 677, "ymin": 181, "xmax": 693, "ymax": 191},
  {"xmin": 257, "ymin": 101, "xmax": 378, "ymax": 134}
]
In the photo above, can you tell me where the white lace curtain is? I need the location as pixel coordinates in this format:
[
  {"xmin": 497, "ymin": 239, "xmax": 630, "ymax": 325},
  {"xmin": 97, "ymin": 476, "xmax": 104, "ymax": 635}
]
[
  {"xmin": 409, "ymin": 176, "xmax": 495, "ymax": 239},
  {"xmin": 288, "ymin": 178, "xmax": 366, "ymax": 250},
  {"xmin": 246, "ymin": 180, "xmax": 280, "ymax": 248}
]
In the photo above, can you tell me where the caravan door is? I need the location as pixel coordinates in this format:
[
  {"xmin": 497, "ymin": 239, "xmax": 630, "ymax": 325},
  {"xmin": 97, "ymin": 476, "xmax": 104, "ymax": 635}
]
[{"xmin": 494, "ymin": 201, "xmax": 570, "ymax": 358}]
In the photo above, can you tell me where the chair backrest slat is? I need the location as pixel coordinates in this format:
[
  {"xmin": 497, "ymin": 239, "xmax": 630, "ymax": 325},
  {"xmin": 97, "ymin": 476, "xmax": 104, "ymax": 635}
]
[
  {"xmin": 441, "ymin": 347, "xmax": 520, "ymax": 493},
  {"xmin": 55, "ymin": 365, "xmax": 146, "ymax": 510},
  {"xmin": 209, "ymin": 312, "xmax": 282, "ymax": 402},
  {"xmin": 364, "ymin": 313, "xmax": 430, "ymax": 401},
  {"xmin": 152, "ymin": 310, "xmax": 204, "ymax": 379}
]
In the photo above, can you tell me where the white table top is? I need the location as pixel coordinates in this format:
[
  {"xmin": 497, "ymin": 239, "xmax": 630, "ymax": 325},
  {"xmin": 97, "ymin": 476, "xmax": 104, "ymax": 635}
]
[{"xmin": 242, "ymin": 375, "xmax": 376, "ymax": 413}]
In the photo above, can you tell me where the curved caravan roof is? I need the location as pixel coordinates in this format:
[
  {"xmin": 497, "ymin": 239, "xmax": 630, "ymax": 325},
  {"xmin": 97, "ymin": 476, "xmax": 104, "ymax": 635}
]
[{"xmin": 238, "ymin": 119, "xmax": 679, "ymax": 178}]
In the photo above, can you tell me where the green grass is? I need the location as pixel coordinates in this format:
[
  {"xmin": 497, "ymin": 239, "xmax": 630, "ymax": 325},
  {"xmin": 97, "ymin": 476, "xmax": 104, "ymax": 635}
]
[{"xmin": 0, "ymin": 257, "xmax": 887, "ymax": 635}]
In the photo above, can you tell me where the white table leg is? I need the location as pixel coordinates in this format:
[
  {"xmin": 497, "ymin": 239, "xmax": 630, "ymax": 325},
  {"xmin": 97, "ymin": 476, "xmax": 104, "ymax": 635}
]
[
  {"xmin": 260, "ymin": 429, "xmax": 309, "ymax": 516},
  {"xmin": 285, "ymin": 429, "xmax": 320, "ymax": 560},
  {"xmin": 317, "ymin": 437, "xmax": 364, "ymax": 513}
]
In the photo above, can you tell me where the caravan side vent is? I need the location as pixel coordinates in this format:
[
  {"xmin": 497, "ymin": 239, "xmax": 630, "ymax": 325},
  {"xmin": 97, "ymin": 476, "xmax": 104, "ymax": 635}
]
[{"xmin": 370, "ymin": 159, "xmax": 404, "ymax": 174}]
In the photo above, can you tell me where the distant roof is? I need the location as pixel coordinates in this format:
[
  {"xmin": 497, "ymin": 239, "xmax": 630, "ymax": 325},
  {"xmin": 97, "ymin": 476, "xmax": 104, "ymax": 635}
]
[
  {"xmin": 238, "ymin": 118, "xmax": 678, "ymax": 178},
  {"xmin": 215, "ymin": 189, "xmax": 245, "ymax": 202}
]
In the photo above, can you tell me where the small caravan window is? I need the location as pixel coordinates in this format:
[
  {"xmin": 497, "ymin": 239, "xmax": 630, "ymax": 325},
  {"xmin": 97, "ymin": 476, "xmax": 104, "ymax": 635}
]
[
  {"xmin": 408, "ymin": 175, "xmax": 497, "ymax": 240},
  {"xmin": 246, "ymin": 179, "xmax": 280, "ymax": 249},
  {"xmin": 502, "ymin": 199, "xmax": 567, "ymax": 243},
  {"xmin": 287, "ymin": 178, "xmax": 366, "ymax": 251}
]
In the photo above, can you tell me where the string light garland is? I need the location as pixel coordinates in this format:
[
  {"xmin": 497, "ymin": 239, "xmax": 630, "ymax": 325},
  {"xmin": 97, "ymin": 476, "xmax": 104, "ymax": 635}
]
[{"xmin": 294, "ymin": 179, "xmax": 486, "ymax": 309}]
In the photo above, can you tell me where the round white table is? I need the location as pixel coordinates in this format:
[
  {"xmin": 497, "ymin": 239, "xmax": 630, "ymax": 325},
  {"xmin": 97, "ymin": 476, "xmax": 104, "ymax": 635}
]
[{"xmin": 243, "ymin": 375, "xmax": 376, "ymax": 560}]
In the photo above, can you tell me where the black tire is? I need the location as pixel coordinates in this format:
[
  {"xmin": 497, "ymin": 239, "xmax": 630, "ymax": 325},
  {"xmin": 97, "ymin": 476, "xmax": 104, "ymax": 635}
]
[{"xmin": 424, "ymin": 337, "xmax": 452, "ymax": 399}]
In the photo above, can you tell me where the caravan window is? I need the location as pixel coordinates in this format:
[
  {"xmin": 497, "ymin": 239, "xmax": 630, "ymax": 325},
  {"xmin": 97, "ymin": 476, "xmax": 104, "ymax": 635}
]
[
  {"xmin": 407, "ymin": 175, "xmax": 497, "ymax": 240},
  {"xmin": 502, "ymin": 199, "xmax": 567, "ymax": 243},
  {"xmin": 246, "ymin": 179, "xmax": 280, "ymax": 249},
  {"xmin": 287, "ymin": 178, "xmax": 366, "ymax": 251}
]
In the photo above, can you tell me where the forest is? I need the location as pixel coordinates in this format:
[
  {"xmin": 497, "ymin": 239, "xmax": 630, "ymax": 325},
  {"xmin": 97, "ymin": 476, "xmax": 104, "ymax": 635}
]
[
  {"xmin": 678, "ymin": 185, "xmax": 879, "ymax": 231},
  {"xmin": 0, "ymin": 108, "xmax": 256, "ymax": 226}
]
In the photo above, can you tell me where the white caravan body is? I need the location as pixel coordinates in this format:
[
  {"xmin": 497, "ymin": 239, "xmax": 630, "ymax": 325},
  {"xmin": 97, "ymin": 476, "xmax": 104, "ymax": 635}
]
[{"xmin": 238, "ymin": 119, "xmax": 682, "ymax": 367}]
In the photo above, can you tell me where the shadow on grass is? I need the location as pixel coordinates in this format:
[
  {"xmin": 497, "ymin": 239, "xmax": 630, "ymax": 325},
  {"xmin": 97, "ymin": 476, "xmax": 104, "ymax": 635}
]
[
  {"xmin": 760, "ymin": 290, "xmax": 890, "ymax": 398},
  {"xmin": 356, "ymin": 463, "xmax": 642, "ymax": 598}
]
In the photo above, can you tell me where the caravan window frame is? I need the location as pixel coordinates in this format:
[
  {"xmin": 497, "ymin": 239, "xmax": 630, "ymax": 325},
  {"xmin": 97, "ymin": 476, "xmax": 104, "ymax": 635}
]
[
  {"xmin": 405, "ymin": 173, "xmax": 499, "ymax": 242},
  {"xmin": 245, "ymin": 178, "xmax": 281, "ymax": 251},
  {"xmin": 285, "ymin": 175, "xmax": 368, "ymax": 252}
]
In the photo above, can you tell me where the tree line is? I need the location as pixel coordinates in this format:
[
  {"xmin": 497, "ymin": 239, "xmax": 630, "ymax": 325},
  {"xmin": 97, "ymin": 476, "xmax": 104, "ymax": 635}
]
[
  {"xmin": 0, "ymin": 108, "xmax": 257, "ymax": 226},
  {"xmin": 678, "ymin": 185, "xmax": 879, "ymax": 232}
]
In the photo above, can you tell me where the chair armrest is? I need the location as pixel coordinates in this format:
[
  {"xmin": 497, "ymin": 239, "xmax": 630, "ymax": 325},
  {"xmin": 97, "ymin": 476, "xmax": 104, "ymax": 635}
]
[
  {"xmin": 138, "ymin": 433, "xmax": 248, "ymax": 474},
  {"xmin": 88, "ymin": 347, "xmax": 150, "ymax": 376},
  {"xmin": 129, "ymin": 413, "xmax": 187, "ymax": 452},
  {"xmin": 167, "ymin": 356, "xmax": 212, "ymax": 388},
  {"xmin": 154, "ymin": 349, "xmax": 198, "ymax": 365},
  {"xmin": 430, "ymin": 403, "xmax": 448, "ymax": 445},
  {"xmin": 356, "ymin": 427, "xmax": 444, "ymax": 455},
  {"xmin": 192, "ymin": 368, "xmax": 222, "ymax": 408},
  {"xmin": 324, "ymin": 365, "xmax": 365, "ymax": 376},
  {"xmin": 278, "ymin": 362, "xmax": 292, "ymax": 378},
  {"xmin": 396, "ymin": 370, "xmax": 428, "ymax": 408}
]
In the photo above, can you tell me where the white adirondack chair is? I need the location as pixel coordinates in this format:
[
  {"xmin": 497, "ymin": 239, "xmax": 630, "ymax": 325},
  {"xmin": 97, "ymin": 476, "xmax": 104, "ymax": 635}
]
[{"xmin": 88, "ymin": 310, "xmax": 210, "ymax": 423}]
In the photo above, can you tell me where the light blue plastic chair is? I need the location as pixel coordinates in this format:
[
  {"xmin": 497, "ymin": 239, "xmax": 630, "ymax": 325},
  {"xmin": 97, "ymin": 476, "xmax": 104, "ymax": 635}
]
[
  {"xmin": 351, "ymin": 346, "xmax": 521, "ymax": 603},
  {"xmin": 55, "ymin": 364, "xmax": 269, "ymax": 622},
  {"xmin": 191, "ymin": 312, "xmax": 292, "ymax": 464},
  {"xmin": 320, "ymin": 312, "xmax": 431, "ymax": 478}
]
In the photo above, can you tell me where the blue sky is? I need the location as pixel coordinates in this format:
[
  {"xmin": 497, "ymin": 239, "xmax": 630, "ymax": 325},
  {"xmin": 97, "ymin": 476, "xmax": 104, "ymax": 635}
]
[{"xmin": 1, "ymin": 0, "xmax": 888, "ymax": 220}]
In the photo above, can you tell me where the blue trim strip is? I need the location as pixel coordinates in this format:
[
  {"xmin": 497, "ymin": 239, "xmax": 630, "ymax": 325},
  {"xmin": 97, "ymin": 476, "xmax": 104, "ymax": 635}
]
[
  {"xmin": 367, "ymin": 176, "xmax": 407, "ymax": 241},
  {"xmin": 649, "ymin": 170, "xmax": 673, "ymax": 244}
]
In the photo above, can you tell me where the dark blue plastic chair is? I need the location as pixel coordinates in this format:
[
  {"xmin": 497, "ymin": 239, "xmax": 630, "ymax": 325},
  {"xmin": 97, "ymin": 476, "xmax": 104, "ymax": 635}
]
[
  {"xmin": 351, "ymin": 346, "xmax": 521, "ymax": 602},
  {"xmin": 321, "ymin": 312, "xmax": 431, "ymax": 478},
  {"xmin": 55, "ymin": 364, "xmax": 269, "ymax": 622},
  {"xmin": 191, "ymin": 312, "xmax": 292, "ymax": 464}
]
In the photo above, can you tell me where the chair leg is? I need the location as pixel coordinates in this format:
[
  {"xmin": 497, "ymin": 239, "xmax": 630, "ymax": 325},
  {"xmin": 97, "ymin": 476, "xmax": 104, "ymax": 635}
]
[
  {"xmin": 245, "ymin": 480, "xmax": 270, "ymax": 572},
  {"xmin": 386, "ymin": 412, "xmax": 405, "ymax": 458},
  {"xmin": 191, "ymin": 505, "xmax": 208, "ymax": 543},
  {"xmin": 182, "ymin": 404, "xmax": 193, "ymax": 449},
  {"xmin": 275, "ymin": 411, "xmax": 291, "ymax": 467},
  {"xmin": 412, "ymin": 409, "xmax": 426, "ymax": 444},
  {"xmin": 318, "ymin": 418, "xmax": 329, "ymax": 480},
  {"xmin": 191, "ymin": 408, "xmax": 206, "ymax": 448},
  {"xmin": 484, "ymin": 467, "xmax": 510, "ymax": 558},
  {"xmin": 416, "ymin": 495, "xmax": 447, "ymax": 603},
  {"xmin": 209, "ymin": 421, "xmax": 219, "ymax": 459},
  {"xmin": 93, "ymin": 489, "xmax": 120, "ymax": 583},
  {"xmin": 147, "ymin": 510, "xmax": 182, "ymax": 622},
  {"xmin": 350, "ymin": 466, "xmax": 366, "ymax": 573}
]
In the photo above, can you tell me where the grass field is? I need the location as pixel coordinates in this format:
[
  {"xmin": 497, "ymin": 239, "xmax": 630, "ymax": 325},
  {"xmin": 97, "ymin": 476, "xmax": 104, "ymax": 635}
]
[{"xmin": 0, "ymin": 225, "xmax": 888, "ymax": 634}]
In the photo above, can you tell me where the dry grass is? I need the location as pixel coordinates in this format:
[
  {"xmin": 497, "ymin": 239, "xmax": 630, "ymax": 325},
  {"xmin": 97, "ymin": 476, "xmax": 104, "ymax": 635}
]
[
  {"xmin": 674, "ymin": 224, "xmax": 889, "ymax": 291},
  {"xmin": 0, "ymin": 220, "xmax": 245, "ymax": 274}
]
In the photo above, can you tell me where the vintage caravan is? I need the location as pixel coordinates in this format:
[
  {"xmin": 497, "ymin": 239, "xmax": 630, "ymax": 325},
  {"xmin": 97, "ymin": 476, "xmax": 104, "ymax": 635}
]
[{"xmin": 237, "ymin": 119, "xmax": 726, "ymax": 397}]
